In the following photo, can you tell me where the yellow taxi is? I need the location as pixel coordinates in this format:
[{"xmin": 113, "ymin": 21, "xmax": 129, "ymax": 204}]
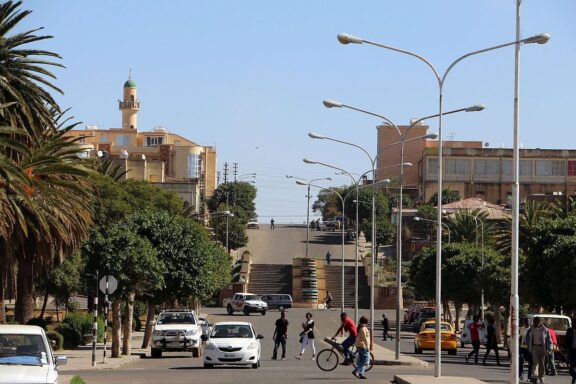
[{"xmin": 414, "ymin": 320, "xmax": 457, "ymax": 355}]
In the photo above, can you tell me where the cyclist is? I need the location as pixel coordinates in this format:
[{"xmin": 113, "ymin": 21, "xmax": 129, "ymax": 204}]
[
  {"xmin": 324, "ymin": 290, "xmax": 333, "ymax": 309},
  {"xmin": 332, "ymin": 312, "xmax": 357, "ymax": 365}
]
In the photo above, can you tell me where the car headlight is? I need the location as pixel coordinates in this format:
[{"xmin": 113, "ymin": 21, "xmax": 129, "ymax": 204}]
[
  {"xmin": 186, "ymin": 329, "xmax": 198, "ymax": 336},
  {"xmin": 153, "ymin": 330, "xmax": 164, "ymax": 337},
  {"xmin": 247, "ymin": 342, "xmax": 258, "ymax": 350},
  {"xmin": 205, "ymin": 343, "xmax": 215, "ymax": 350}
]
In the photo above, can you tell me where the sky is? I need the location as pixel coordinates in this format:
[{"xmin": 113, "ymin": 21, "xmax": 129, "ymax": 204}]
[{"xmin": 21, "ymin": 1, "xmax": 576, "ymax": 223}]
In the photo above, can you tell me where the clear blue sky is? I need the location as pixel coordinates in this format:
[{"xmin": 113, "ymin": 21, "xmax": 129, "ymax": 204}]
[{"xmin": 23, "ymin": 1, "xmax": 576, "ymax": 223}]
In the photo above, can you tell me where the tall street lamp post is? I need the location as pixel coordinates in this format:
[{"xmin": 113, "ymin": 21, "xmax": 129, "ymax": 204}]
[
  {"xmin": 286, "ymin": 175, "xmax": 332, "ymax": 258},
  {"xmin": 337, "ymin": 31, "xmax": 549, "ymax": 377},
  {"xmin": 323, "ymin": 101, "xmax": 483, "ymax": 359},
  {"xmin": 296, "ymin": 181, "xmax": 346, "ymax": 311},
  {"xmin": 414, "ymin": 216, "xmax": 451, "ymax": 244}
]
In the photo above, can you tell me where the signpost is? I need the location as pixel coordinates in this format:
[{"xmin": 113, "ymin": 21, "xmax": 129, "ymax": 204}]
[{"xmin": 99, "ymin": 275, "xmax": 117, "ymax": 363}]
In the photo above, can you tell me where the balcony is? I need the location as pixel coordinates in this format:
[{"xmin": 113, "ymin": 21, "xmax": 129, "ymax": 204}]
[{"xmin": 118, "ymin": 100, "xmax": 140, "ymax": 110}]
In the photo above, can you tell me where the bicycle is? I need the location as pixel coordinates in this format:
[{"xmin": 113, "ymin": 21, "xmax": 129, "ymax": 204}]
[
  {"xmin": 316, "ymin": 337, "xmax": 374, "ymax": 372},
  {"xmin": 317, "ymin": 301, "xmax": 337, "ymax": 311}
]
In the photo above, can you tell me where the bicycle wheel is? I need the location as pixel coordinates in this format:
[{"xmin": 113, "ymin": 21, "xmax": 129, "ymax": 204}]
[
  {"xmin": 351, "ymin": 350, "xmax": 374, "ymax": 372},
  {"xmin": 316, "ymin": 349, "xmax": 339, "ymax": 371},
  {"xmin": 329, "ymin": 305, "xmax": 338, "ymax": 311},
  {"xmin": 317, "ymin": 303, "xmax": 325, "ymax": 311}
]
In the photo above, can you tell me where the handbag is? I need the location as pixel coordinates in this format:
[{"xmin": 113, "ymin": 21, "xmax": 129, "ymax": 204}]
[{"xmin": 299, "ymin": 335, "xmax": 304, "ymax": 343}]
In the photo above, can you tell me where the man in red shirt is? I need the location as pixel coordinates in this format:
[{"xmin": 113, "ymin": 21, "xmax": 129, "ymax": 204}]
[
  {"xmin": 333, "ymin": 312, "xmax": 357, "ymax": 365},
  {"xmin": 545, "ymin": 324, "xmax": 558, "ymax": 376},
  {"xmin": 466, "ymin": 315, "xmax": 484, "ymax": 364}
]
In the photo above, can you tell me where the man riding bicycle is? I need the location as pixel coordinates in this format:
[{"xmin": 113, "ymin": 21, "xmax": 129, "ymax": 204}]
[
  {"xmin": 332, "ymin": 312, "xmax": 357, "ymax": 365},
  {"xmin": 324, "ymin": 290, "xmax": 333, "ymax": 309}
]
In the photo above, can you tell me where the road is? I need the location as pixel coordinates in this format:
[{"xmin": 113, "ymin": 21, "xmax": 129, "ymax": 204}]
[
  {"xmin": 244, "ymin": 224, "xmax": 359, "ymax": 264},
  {"xmin": 64, "ymin": 308, "xmax": 569, "ymax": 384}
]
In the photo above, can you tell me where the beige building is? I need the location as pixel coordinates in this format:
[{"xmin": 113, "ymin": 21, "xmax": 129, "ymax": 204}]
[
  {"xmin": 377, "ymin": 123, "xmax": 576, "ymax": 205},
  {"xmin": 67, "ymin": 77, "xmax": 217, "ymax": 212}
]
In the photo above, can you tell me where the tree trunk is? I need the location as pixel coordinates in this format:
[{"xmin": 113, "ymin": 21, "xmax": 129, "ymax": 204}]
[
  {"xmin": 111, "ymin": 298, "xmax": 121, "ymax": 358},
  {"xmin": 122, "ymin": 292, "xmax": 135, "ymax": 356},
  {"xmin": 39, "ymin": 289, "xmax": 49, "ymax": 319},
  {"xmin": 454, "ymin": 302, "xmax": 463, "ymax": 332},
  {"xmin": 494, "ymin": 301, "xmax": 502, "ymax": 343},
  {"xmin": 141, "ymin": 302, "xmax": 156, "ymax": 349},
  {"xmin": 15, "ymin": 257, "xmax": 34, "ymax": 324}
]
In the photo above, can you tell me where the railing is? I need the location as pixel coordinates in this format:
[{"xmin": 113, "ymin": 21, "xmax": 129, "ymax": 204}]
[{"xmin": 118, "ymin": 101, "xmax": 140, "ymax": 109}]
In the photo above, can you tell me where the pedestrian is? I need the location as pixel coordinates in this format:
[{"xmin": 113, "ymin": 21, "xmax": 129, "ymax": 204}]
[
  {"xmin": 352, "ymin": 316, "xmax": 371, "ymax": 380},
  {"xmin": 520, "ymin": 317, "xmax": 533, "ymax": 382},
  {"xmin": 482, "ymin": 318, "xmax": 500, "ymax": 366},
  {"xmin": 323, "ymin": 290, "xmax": 333, "ymax": 309},
  {"xmin": 272, "ymin": 311, "xmax": 289, "ymax": 360},
  {"xmin": 564, "ymin": 318, "xmax": 576, "ymax": 384},
  {"xmin": 316, "ymin": 219, "xmax": 321, "ymax": 231},
  {"xmin": 333, "ymin": 312, "xmax": 357, "ymax": 365},
  {"xmin": 270, "ymin": 218, "xmax": 275, "ymax": 230},
  {"xmin": 295, "ymin": 312, "xmax": 315, "ymax": 360},
  {"xmin": 465, "ymin": 315, "xmax": 484, "ymax": 364},
  {"xmin": 382, "ymin": 313, "xmax": 391, "ymax": 341},
  {"xmin": 325, "ymin": 251, "xmax": 332, "ymax": 265},
  {"xmin": 525, "ymin": 316, "xmax": 552, "ymax": 384},
  {"xmin": 544, "ymin": 323, "xmax": 558, "ymax": 376}
]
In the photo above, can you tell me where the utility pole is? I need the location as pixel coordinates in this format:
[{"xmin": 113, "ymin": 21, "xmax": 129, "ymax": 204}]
[
  {"xmin": 223, "ymin": 162, "xmax": 229, "ymax": 183},
  {"xmin": 233, "ymin": 162, "xmax": 238, "ymax": 182}
]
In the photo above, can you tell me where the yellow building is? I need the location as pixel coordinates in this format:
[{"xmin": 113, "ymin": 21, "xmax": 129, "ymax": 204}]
[{"xmin": 67, "ymin": 77, "xmax": 217, "ymax": 212}]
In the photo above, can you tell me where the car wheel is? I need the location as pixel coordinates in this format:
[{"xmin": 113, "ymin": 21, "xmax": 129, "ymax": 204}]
[
  {"xmin": 243, "ymin": 306, "xmax": 250, "ymax": 316},
  {"xmin": 227, "ymin": 305, "xmax": 233, "ymax": 315},
  {"xmin": 449, "ymin": 349, "xmax": 457, "ymax": 356},
  {"xmin": 261, "ymin": 311, "xmax": 266, "ymax": 316},
  {"xmin": 192, "ymin": 347, "xmax": 201, "ymax": 358},
  {"xmin": 204, "ymin": 363, "xmax": 213, "ymax": 369},
  {"xmin": 151, "ymin": 348, "xmax": 162, "ymax": 358},
  {"xmin": 252, "ymin": 361, "xmax": 259, "ymax": 369}
]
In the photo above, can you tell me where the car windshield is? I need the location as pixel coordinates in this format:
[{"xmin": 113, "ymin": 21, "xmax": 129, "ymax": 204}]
[
  {"xmin": 540, "ymin": 317, "xmax": 570, "ymax": 332},
  {"xmin": 0, "ymin": 334, "xmax": 48, "ymax": 366},
  {"xmin": 211, "ymin": 325, "xmax": 253, "ymax": 339},
  {"xmin": 243, "ymin": 295, "xmax": 258, "ymax": 301},
  {"xmin": 424, "ymin": 323, "xmax": 451, "ymax": 331},
  {"xmin": 157, "ymin": 313, "xmax": 195, "ymax": 325}
]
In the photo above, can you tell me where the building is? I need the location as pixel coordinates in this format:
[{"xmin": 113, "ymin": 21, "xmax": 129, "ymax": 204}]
[
  {"xmin": 377, "ymin": 123, "xmax": 576, "ymax": 205},
  {"xmin": 67, "ymin": 77, "xmax": 217, "ymax": 212}
]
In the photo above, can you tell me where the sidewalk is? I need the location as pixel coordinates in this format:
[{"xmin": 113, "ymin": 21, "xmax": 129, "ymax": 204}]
[
  {"xmin": 330, "ymin": 337, "xmax": 428, "ymax": 367},
  {"xmin": 394, "ymin": 375, "xmax": 488, "ymax": 384}
]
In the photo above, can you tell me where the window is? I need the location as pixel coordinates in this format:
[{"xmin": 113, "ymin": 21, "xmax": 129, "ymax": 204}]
[
  {"xmin": 427, "ymin": 158, "xmax": 438, "ymax": 176},
  {"xmin": 115, "ymin": 135, "xmax": 130, "ymax": 146},
  {"xmin": 100, "ymin": 134, "xmax": 109, "ymax": 143},
  {"xmin": 535, "ymin": 160, "xmax": 565, "ymax": 176},
  {"xmin": 568, "ymin": 160, "xmax": 576, "ymax": 176},
  {"xmin": 474, "ymin": 159, "xmax": 499, "ymax": 175},
  {"xmin": 187, "ymin": 154, "xmax": 201, "ymax": 178},
  {"xmin": 502, "ymin": 160, "xmax": 532, "ymax": 176},
  {"xmin": 145, "ymin": 136, "xmax": 164, "ymax": 147},
  {"xmin": 445, "ymin": 159, "xmax": 470, "ymax": 175}
]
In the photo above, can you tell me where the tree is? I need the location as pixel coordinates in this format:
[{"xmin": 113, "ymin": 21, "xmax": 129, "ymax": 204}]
[
  {"xmin": 428, "ymin": 189, "xmax": 460, "ymax": 206},
  {"xmin": 207, "ymin": 181, "xmax": 256, "ymax": 223},
  {"xmin": 212, "ymin": 214, "xmax": 248, "ymax": 251}
]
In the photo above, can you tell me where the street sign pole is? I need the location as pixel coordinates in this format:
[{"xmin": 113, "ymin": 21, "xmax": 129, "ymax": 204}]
[
  {"xmin": 103, "ymin": 276, "xmax": 108, "ymax": 363},
  {"xmin": 92, "ymin": 270, "xmax": 98, "ymax": 367}
]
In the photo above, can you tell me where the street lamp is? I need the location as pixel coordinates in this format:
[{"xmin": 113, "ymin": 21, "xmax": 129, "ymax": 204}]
[
  {"xmin": 323, "ymin": 101, "xmax": 483, "ymax": 359},
  {"xmin": 337, "ymin": 31, "xmax": 549, "ymax": 377},
  {"xmin": 413, "ymin": 216, "xmax": 451, "ymax": 244},
  {"xmin": 286, "ymin": 175, "xmax": 332, "ymax": 258},
  {"xmin": 296, "ymin": 180, "xmax": 346, "ymax": 311}
]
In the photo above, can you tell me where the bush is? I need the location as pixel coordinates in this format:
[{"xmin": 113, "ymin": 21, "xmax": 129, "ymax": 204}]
[
  {"xmin": 62, "ymin": 312, "xmax": 105, "ymax": 345},
  {"xmin": 70, "ymin": 376, "xmax": 86, "ymax": 384},
  {"xmin": 58, "ymin": 323, "xmax": 82, "ymax": 348},
  {"xmin": 47, "ymin": 330, "xmax": 64, "ymax": 351},
  {"xmin": 26, "ymin": 317, "xmax": 47, "ymax": 330}
]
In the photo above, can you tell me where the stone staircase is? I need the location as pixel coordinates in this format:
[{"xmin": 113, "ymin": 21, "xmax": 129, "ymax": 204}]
[
  {"xmin": 324, "ymin": 265, "xmax": 371, "ymax": 309},
  {"xmin": 247, "ymin": 264, "xmax": 293, "ymax": 295}
]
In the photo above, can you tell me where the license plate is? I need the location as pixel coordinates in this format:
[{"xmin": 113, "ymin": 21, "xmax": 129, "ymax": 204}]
[{"xmin": 224, "ymin": 353, "xmax": 236, "ymax": 358}]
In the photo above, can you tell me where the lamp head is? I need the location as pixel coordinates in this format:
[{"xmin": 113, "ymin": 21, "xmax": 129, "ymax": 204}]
[
  {"xmin": 337, "ymin": 33, "xmax": 363, "ymax": 45},
  {"xmin": 322, "ymin": 99, "xmax": 343, "ymax": 108},
  {"xmin": 414, "ymin": 217, "xmax": 422, "ymax": 222},
  {"xmin": 403, "ymin": 162, "xmax": 413, "ymax": 167},
  {"xmin": 296, "ymin": 180, "xmax": 306, "ymax": 186},
  {"xmin": 426, "ymin": 132, "xmax": 439, "ymax": 139},
  {"xmin": 465, "ymin": 104, "xmax": 486, "ymax": 112},
  {"xmin": 522, "ymin": 33, "xmax": 551, "ymax": 45},
  {"xmin": 308, "ymin": 132, "xmax": 326, "ymax": 140},
  {"xmin": 303, "ymin": 158, "xmax": 317, "ymax": 164}
]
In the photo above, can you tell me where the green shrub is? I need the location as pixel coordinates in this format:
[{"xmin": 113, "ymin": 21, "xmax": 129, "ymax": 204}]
[
  {"xmin": 70, "ymin": 376, "xmax": 86, "ymax": 384},
  {"xmin": 62, "ymin": 312, "xmax": 104, "ymax": 343},
  {"xmin": 26, "ymin": 317, "xmax": 47, "ymax": 330},
  {"xmin": 58, "ymin": 323, "xmax": 82, "ymax": 348},
  {"xmin": 46, "ymin": 330, "xmax": 64, "ymax": 351}
]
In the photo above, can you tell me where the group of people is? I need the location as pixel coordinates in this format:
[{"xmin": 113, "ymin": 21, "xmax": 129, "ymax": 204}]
[{"xmin": 271, "ymin": 311, "xmax": 371, "ymax": 380}]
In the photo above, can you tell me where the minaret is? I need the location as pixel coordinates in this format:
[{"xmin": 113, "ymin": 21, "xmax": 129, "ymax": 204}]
[{"xmin": 118, "ymin": 72, "xmax": 139, "ymax": 130}]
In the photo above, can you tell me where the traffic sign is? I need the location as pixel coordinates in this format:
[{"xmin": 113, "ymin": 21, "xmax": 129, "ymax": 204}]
[{"xmin": 99, "ymin": 275, "xmax": 118, "ymax": 294}]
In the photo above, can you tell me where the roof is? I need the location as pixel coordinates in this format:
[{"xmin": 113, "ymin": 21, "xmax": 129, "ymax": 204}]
[
  {"xmin": 124, "ymin": 78, "xmax": 136, "ymax": 88},
  {"xmin": 0, "ymin": 324, "xmax": 45, "ymax": 334},
  {"xmin": 212, "ymin": 321, "xmax": 252, "ymax": 326},
  {"xmin": 442, "ymin": 198, "xmax": 511, "ymax": 220}
]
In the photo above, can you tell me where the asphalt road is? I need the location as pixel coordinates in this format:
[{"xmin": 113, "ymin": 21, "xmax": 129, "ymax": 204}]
[
  {"xmin": 65, "ymin": 308, "xmax": 570, "ymax": 384},
  {"xmin": 244, "ymin": 224, "xmax": 359, "ymax": 264}
]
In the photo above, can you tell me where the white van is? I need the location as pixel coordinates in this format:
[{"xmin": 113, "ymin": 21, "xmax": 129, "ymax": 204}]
[
  {"xmin": 527, "ymin": 314, "xmax": 572, "ymax": 346},
  {"xmin": 459, "ymin": 319, "xmax": 488, "ymax": 348}
]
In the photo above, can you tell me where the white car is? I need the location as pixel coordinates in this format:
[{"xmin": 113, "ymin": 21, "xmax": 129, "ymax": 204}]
[
  {"xmin": 0, "ymin": 324, "xmax": 67, "ymax": 384},
  {"xmin": 203, "ymin": 322, "xmax": 263, "ymax": 369},
  {"xmin": 459, "ymin": 319, "xmax": 488, "ymax": 348},
  {"xmin": 151, "ymin": 310, "xmax": 203, "ymax": 358}
]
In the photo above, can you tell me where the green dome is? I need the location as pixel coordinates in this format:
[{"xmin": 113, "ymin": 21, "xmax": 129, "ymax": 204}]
[{"xmin": 124, "ymin": 78, "xmax": 136, "ymax": 88}]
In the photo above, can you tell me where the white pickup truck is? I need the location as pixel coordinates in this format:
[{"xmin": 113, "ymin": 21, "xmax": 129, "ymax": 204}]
[{"xmin": 224, "ymin": 293, "xmax": 268, "ymax": 316}]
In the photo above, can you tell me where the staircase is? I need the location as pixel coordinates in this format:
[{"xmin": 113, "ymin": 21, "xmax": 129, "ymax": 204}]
[
  {"xmin": 324, "ymin": 265, "xmax": 370, "ymax": 309},
  {"xmin": 247, "ymin": 264, "xmax": 293, "ymax": 295}
]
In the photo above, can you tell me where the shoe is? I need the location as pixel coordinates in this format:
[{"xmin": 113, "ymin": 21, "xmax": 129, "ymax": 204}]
[
  {"xmin": 352, "ymin": 371, "xmax": 359, "ymax": 378},
  {"xmin": 271, "ymin": 357, "xmax": 277, "ymax": 360},
  {"xmin": 295, "ymin": 355, "xmax": 301, "ymax": 360},
  {"xmin": 281, "ymin": 357, "xmax": 285, "ymax": 361},
  {"xmin": 571, "ymin": 378, "xmax": 575, "ymax": 384},
  {"xmin": 359, "ymin": 374, "xmax": 367, "ymax": 379},
  {"xmin": 341, "ymin": 360, "xmax": 352, "ymax": 366},
  {"xmin": 311, "ymin": 357, "xmax": 315, "ymax": 360}
]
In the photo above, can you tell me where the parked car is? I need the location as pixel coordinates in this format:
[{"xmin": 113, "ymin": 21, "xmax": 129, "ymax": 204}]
[
  {"xmin": 198, "ymin": 316, "xmax": 212, "ymax": 338},
  {"xmin": 414, "ymin": 321, "xmax": 458, "ymax": 355},
  {"xmin": 259, "ymin": 294, "xmax": 293, "ymax": 311},
  {"xmin": 223, "ymin": 293, "xmax": 268, "ymax": 316},
  {"xmin": 202, "ymin": 321, "xmax": 263, "ymax": 369},
  {"xmin": 413, "ymin": 307, "xmax": 436, "ymax": 332},
  {"xmin": 246, "ymin": 221, "xmax": 259, "ymax": 229},
  {"xmin": 404, "ymin": 304, "xmax": 424, "ymax": 324},
  {"xmin": 459, "ymin": 319, "xmax": 488, "ymax": 348},
  {"xmin": 151, "ymin": 309, "xmax": 203, "ymax": 358},
  {"xmin": 0, "ymin": 324, "xmax": 67, "ymax": 384},
  {"xmin": 527, "ymin": 314, "xmax": 572, "ymax": 346}
]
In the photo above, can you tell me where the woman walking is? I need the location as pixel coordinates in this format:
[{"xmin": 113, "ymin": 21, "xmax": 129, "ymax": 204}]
[
  {"xmin": 352, "ymin": 316, "xmax": 371, "ymax": 379},
  {"xmin": 296, "ymin": 312, "xmax": 316, "ymax": 360}
]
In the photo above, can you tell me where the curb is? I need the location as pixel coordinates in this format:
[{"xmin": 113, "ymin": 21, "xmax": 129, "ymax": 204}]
[{"xmin": 374, "ymin": 358, "xmax": 429, "ymax": 367}]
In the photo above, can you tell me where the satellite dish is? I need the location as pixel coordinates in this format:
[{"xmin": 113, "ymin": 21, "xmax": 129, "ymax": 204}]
[{"xmin": 484, "ymin": 142, "xmax": 490, "ymax": 147}]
